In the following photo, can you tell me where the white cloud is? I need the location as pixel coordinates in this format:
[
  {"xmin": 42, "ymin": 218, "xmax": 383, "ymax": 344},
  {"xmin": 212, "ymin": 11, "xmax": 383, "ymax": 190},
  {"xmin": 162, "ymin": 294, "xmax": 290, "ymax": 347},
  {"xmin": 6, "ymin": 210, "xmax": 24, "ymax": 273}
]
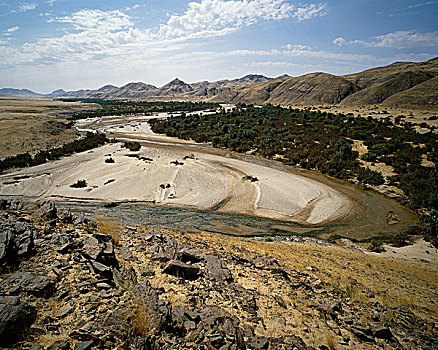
[
  {"xmin": 408, "ymin": 1, "xmax": 438, "ymax": 9},
  {"xmin": 47, "ymin": 0, "xmax": 56, "ymax": 6},
  {"xmin": 292, "ymin": 3, "xmax": 326, "ymax": 21},
  {"xmin": 17, "ymin": 3, "xmax": 37, "ymax": 13},
  {"xmin": 159, "ymin": 0, "xmax": 326, "ymax": 38},
  {"xmin": 6, "ymin": 26, "xmax": 19, "ymax": 33},
  {"xmin": 340, "ymin": 31, "xmax": 438, "ymax": 49},
  {"xmin": 51, "ymin": 9, "xmax": 133, "ymax": 32},
  {"xmin": 1, "ymin": 1, "xmax": 329, "ymax": 68},
  {"xmin": 159, "ymin": 0, "xmax": 293, "ymax": 38},
  {"xmin": 332, "ymin": 37, "xmax": 346, "ymax": 46}
]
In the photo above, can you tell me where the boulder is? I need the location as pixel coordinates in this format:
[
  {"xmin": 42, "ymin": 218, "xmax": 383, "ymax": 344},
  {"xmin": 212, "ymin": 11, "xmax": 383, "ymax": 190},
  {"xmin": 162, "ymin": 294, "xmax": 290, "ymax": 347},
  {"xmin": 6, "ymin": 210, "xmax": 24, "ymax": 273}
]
[
  {"xmin": 91, "ymin": 261, "xmax": 112, "ymax": 278},
  {"xmin": 372, "ymin": 325, "xmax": 393, "ymax": 339},
  {"xmin": 38, "ymin": 201, "xmax": 57, "ymax": 221},
  {"xmin": 163, "ymin": 259, "xmax": 200, "ymax": 280},
  {"xmin": 16, "ymin": 229, "xmax": 34, "ymax": 257},
  {"xmin": 0, "ymin": 272, "xmax": 56, "ymax": 297},
  {"xmin": 47, "ymin": 340, "xmax": 70, "ymax": 350},
  {"xmin": 177, "ymin": 247, "xmax": 204, "ymax": 263},
  {"xmin": 0, "ymin": 295, "xmax": 37, "ymax": 347},
  {"xmin": 205, "ymin": 255, "xmax": 233, "ymax": 282},
  {"xmin": 74, "ymin": 340, "xmax": 93, "ymax": 350},
  {"xmin": 0, "ymin": 230, "xmax": 17, "ymax": 270}
]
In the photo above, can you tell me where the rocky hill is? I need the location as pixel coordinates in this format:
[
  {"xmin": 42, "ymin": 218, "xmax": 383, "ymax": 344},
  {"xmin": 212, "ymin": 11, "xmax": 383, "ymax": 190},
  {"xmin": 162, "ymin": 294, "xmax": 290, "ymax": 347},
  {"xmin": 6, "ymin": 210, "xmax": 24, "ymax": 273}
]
[
  {"xmin": 0, "ymin": 199, "xmax": 437, "ymax": 349},
  {"xmin": 1, "ymin": 58, "xmax": 437, "ymax": 107},
  {"xmin": 0, "ymin": 88, "xmax": 44, "ymax": 98}
]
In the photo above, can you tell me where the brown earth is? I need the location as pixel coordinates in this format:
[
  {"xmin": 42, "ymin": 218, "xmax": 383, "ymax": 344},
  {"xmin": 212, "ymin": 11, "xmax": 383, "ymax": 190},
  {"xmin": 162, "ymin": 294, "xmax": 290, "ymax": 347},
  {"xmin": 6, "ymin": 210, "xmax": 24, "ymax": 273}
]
[{"xmin": 0, "ymin": 97, "xmax": 99, "ymax": 159}]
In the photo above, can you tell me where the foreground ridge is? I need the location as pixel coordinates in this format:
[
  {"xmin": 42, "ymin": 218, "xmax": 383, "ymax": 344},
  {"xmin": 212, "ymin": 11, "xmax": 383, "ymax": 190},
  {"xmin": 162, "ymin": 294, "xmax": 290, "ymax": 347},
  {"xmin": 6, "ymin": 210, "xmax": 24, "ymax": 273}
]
[{"xmin": 0, "ymin": 200, "xmax": 437, "ymax": 349}]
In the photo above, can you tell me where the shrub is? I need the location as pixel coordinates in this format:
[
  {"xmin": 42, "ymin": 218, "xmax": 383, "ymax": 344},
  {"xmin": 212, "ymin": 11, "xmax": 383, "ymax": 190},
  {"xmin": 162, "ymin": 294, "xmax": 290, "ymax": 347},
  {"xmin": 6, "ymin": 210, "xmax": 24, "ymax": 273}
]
[
  {"xmin": 369, "ymin": 240, "xmax": 385, "ymax": 253},
  {"xmin": 357, "ymin": 167, "xmax": 385, "ymax": 185},
  {"xmin": 70, "ymin": 179, "xmax": 87, "ymax": 188},
  {"xmin": 123, "ymin": 141, "xmax": 141, "ymax": 151},
  {"xmin": 390, "ymin": 231, "xmax": 409, "ymax": 247}
]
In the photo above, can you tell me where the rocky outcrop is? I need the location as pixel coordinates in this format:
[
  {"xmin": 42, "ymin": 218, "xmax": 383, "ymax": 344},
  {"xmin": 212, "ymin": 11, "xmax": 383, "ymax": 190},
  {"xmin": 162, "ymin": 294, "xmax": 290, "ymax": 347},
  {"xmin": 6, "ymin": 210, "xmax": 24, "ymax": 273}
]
[
  {"xmin": 0, "ymin": 200, "xmax": 436, "ymax": 349},
  {"xmin": 0, "ymin": 272, "xmax": 56, "ymax": 297},
  {"xmin": 0, "ymin": 295, "xmax": 37, "ymax": 347}
]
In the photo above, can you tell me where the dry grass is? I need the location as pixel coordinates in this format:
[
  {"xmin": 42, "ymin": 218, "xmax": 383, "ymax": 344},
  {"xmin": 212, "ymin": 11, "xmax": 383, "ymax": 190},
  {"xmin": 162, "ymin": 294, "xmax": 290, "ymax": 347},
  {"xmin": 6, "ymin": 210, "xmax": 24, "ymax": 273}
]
[
  {"xmin": 93, "ymin": 215, "xmax": 122, "ymax": 244},
  {"xmin": 0, "ymin": 97, "xmax": 99, "ymax": 159},
  {"xmin": 325, "ymin": 329, "xmax": 336, "ymax": 349},
  {"xmin": 130, "ymin": 299, "xmax": 153, "ymax": 336},
  {"xmin": 170, "ymin": 230, "xmax": 438, "ymax": 323}
]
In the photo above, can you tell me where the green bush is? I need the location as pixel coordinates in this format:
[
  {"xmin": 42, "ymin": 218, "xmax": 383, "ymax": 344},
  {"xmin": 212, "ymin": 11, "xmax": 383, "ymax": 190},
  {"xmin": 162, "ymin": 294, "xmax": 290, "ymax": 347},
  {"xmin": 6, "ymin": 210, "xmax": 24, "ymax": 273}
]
[{"xmin": 122, "ymin": 141, "xmax": 141, "ymax": 151}]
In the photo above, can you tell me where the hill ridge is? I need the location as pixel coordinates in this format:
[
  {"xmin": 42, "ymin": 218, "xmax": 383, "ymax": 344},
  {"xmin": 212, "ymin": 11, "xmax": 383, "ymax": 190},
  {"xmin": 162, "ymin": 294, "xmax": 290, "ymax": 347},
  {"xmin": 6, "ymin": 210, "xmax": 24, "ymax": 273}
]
[{"xmin": 1, "ymin": 57, "xmax": 437, "ymax": 107}]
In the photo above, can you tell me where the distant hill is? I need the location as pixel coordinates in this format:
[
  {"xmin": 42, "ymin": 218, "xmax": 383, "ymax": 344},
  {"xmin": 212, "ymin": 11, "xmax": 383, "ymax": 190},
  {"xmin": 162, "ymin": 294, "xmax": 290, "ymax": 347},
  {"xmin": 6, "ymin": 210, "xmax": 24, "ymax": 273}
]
[
  {"xmin": 219, "ymin": 57, "xmax": 438, "ymax": 107},
  {"xmin": 1, "ymin": 57, "xmax": 437, "ymax": 107},
  {"xmin": 0, "ymin": 88, "xmax": 43, "ymax": 98}
]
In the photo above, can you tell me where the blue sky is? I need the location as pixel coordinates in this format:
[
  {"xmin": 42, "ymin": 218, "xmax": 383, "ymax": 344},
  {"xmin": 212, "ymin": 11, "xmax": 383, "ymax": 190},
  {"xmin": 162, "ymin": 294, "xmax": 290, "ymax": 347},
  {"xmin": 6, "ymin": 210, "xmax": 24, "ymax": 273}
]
[{"xmin": 0, "ymin": 0, "xmax": 437, "ymax": 93}]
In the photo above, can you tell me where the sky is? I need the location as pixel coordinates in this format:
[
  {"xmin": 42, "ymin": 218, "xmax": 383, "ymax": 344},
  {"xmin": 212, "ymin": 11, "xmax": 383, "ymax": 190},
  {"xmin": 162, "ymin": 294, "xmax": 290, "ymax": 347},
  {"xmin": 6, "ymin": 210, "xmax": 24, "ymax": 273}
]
[{"xmin": 0, "ymin": 0, "xmax": 437, "ymax": 93}]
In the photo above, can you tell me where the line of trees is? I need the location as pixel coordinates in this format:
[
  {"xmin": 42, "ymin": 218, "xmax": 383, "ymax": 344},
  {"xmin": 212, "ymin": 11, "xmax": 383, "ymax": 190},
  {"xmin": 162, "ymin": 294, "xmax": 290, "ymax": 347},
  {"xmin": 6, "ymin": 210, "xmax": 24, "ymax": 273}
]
[
  {"xmin": 62, "ymin": 99, "xmax": 219, "ymax": 121},
  {"xmin": 150, "ymin": 104, "xmax": 437, "ymax": 211},
  {"xmin": 0, "ymin": 132, "xmax": 108, "ymax": 173}
]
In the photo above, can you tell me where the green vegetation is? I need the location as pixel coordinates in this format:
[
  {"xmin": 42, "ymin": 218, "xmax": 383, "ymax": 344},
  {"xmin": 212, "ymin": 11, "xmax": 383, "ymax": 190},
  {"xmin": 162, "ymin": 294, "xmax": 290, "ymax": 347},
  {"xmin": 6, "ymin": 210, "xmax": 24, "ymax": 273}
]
[
  {"xmin": 122, "ymin": 141, "xmax": 141, "ymax": 151},
  {"xmin": 0, "ymin": 132, "xmax": 107, "ymax": 173},
  {"xmin": 62, "ymin": 99, "xmax": 219, "ymax": 121},
  {"xmin": 150, "ymin": 104, "xmax": 438, "ymax": 210}
]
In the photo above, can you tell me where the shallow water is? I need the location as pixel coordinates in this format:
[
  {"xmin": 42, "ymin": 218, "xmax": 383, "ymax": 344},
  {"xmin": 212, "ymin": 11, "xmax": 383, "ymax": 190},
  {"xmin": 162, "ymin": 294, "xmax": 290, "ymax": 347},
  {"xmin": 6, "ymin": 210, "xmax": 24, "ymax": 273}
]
[{"xmin": 62, "ymin": 203, "xmax": 326, "ymax": 237}]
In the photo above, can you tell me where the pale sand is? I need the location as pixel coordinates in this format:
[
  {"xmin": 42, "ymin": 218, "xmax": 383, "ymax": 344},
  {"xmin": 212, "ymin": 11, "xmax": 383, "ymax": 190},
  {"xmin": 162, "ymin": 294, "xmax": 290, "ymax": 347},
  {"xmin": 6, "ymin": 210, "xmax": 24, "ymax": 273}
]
[
  {"xmin": 367, "ymin": 238, "xmax": 438, "ymax": 264},
  {"xmin": 0, "ymin": 139, "xmax": 352, "ymax": 225}
]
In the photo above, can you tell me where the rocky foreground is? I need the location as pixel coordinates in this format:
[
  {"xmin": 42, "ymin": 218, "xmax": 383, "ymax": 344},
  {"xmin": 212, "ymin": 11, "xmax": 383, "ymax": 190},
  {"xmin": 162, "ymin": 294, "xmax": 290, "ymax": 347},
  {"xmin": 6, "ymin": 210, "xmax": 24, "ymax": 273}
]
[{"xmin": 0, "ymin": 200, "xmax": 437, "ymax": 349}]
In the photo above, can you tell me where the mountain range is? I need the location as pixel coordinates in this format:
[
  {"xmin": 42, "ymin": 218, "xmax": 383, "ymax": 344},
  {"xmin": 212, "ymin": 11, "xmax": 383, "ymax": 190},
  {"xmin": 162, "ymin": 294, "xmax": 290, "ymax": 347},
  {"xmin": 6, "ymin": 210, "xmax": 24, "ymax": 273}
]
[{"xmin": 1, "ymin": 57, "xmax": 437, "ymax": 107}]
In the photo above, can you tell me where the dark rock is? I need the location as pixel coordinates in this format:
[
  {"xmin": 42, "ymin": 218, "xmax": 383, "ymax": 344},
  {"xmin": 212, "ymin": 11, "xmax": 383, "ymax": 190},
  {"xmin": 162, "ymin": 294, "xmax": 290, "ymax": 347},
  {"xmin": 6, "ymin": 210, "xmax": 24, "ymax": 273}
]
[
  {"xmin": 30, "ymin": 344, "xmax": 44, "ymax": 350},
  {"xmin": 372, "ymin": 325, "xmax": 393, "ymax": 339},
  {"xmin": 274, "ymin": 295, "xmax": 288, "ymax": 309},
  {"xmin": 47, "ymin": 340, "xmax": 70, "ymax": 350},
  {"xmin": 114, "ymin": 266, "xmax": 138, "ymax": 291},
  {"xmin": 351, "ymin": 326, "xmax": 374, "ymax": 342},
  {"xmin": 81, "ymin": 237, "xmax": 103, "ymax": 261},
  {"xmin": 163, "ymin": 259, "xmax": 200, "ymax": 280},
  {"xmin": 14, "ymin": 219, "xmax": 28, "ymax": 234},
  {"xmin": 74, "ymin": 340, "xmax": 93, "ymax": 350},
  {"xmin": 38, "ymin": 201, "xmax": 57, "ymax": 221},
  {"xmin": 241, "ymin": 295, "xmax": 258, "ymax": 316},
  {"xmin": 17, "ymin": 229, "xmax": 34, "ymax": 257},
  {"xmin": 0, "ymin": 272, "xmax": 56, "ymax": 297},
  {"xmin": 119, "ymin": 246, "xmax": 137, "ymax": 261},
  {"xmin": 150, "ymin": 236, "xmax": 180, "ymax": 261},
  {"xmin": 246, "ymin": 336, "xmax": 269, "ymax": 350},
  {"xmin": 91, "ymin": 261, "xmax": 112, "ymax": 278},
  {"xmin": 0, "ymin": 295, "xmax": 37, "ymax": 347},
  {"xmin": 57, "ymin": 305, "xmax": 74, "ymax": 319},
  {"xmin": 177, "ymin": 247, "xmax": 204, "ymax": 263},
  {"xmin": 30, "ymin": 324, "xmax": 46, "ymax": 335},
  {"xmin": 343, "ymin": 316, "xmax": 354, "ymax": 325},
  {"xmin": 205, "ymin": 255, "xmax": 233, "ymax": 282},
  {"xmin": 0, "ymin": 230, "xmax": 17, "ymax": 270}
]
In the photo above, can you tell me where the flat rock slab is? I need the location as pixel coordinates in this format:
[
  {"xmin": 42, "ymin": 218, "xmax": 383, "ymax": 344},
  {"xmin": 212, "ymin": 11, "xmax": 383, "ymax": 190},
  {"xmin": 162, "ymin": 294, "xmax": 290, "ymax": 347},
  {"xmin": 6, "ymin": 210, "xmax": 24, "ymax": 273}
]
[
  {"xmin": 163, "ymin": 259, "xmax": 200, "ymax": 280},
  {"xmin": 0, "ymin": 295, "xmax": 37, "ymax": 347},
  {"xmin": 0, "ymin": 271, "xmax": 56, "ymax": 297},
  {"xmin": 205, "ymin": 255, "xmax": 233, "ymax": 282}
]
